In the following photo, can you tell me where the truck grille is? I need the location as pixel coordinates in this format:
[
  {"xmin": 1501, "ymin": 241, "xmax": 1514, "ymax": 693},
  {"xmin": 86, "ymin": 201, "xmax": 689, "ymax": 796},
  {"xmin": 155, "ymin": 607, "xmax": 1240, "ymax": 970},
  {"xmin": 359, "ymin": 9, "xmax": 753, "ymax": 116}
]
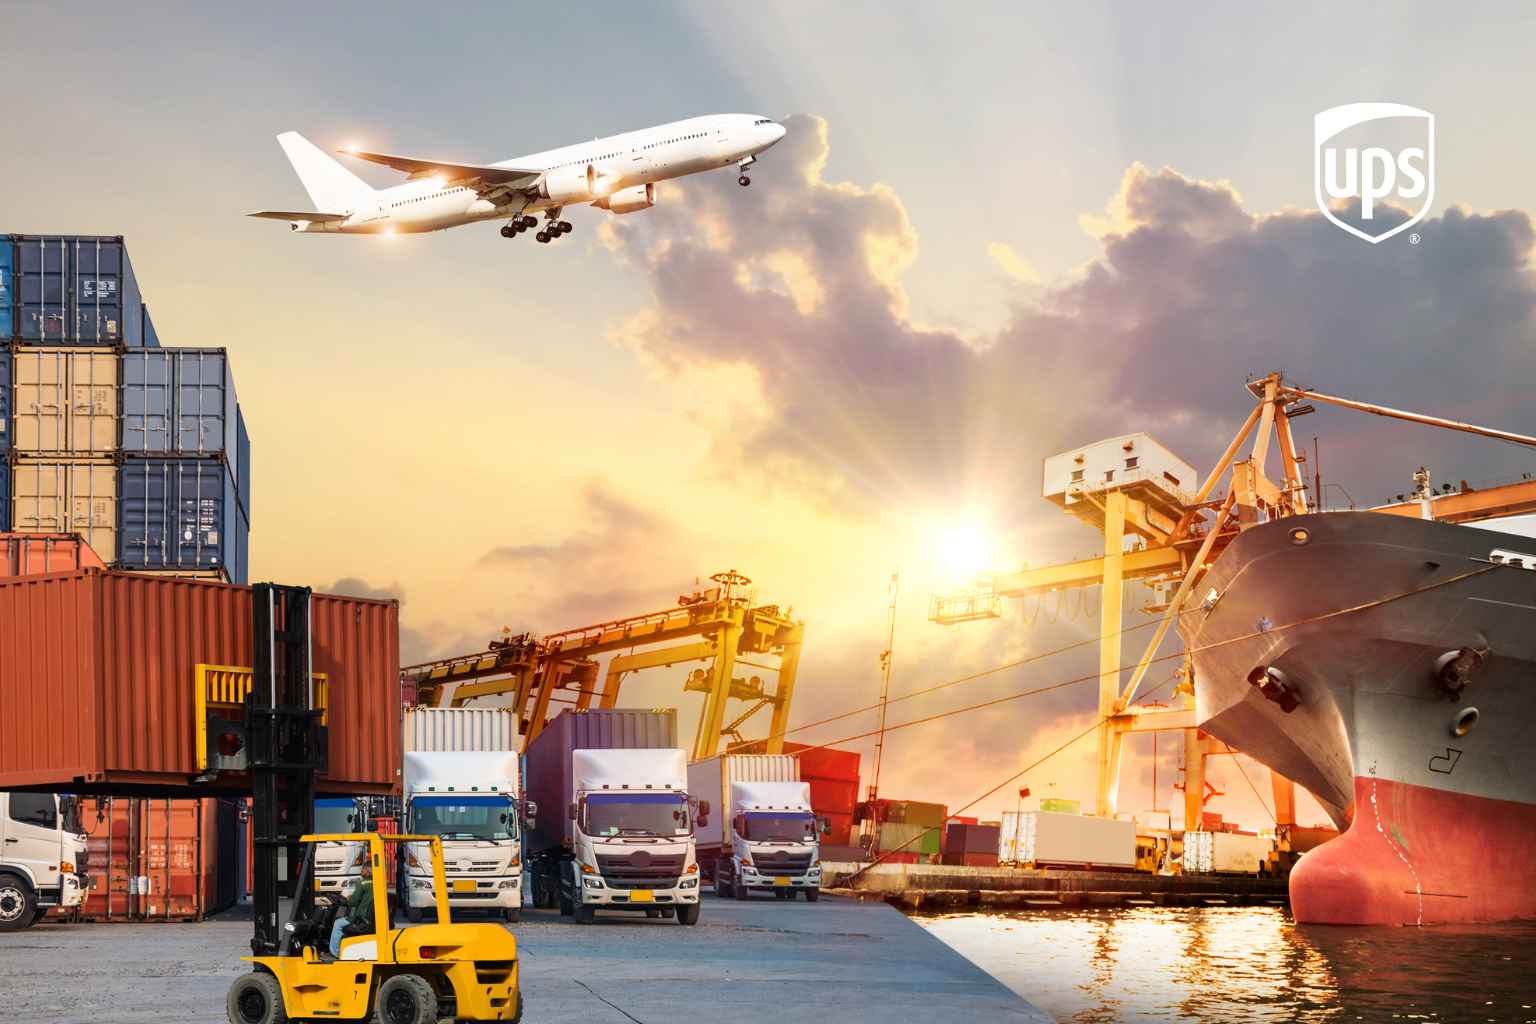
[
  {"xmin": 464, "ymin": 861, "xmax": 501, "ymax": 873},
  {"xmin": 752, "ymin": 850, "xmax": 814, "ymax": 872},
  {"xmin": 316, "ymin": 860, "xmax": 345, "ymax": 872},
  {"xmin": 596, "ymin": 853, "xmax": 683, "ymax": 888}
]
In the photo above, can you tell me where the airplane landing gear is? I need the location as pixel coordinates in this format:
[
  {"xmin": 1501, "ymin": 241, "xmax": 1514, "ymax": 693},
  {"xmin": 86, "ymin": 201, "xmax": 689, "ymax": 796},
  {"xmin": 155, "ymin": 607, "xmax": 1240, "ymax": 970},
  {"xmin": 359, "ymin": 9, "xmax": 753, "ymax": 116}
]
[
  {"xmin": 737, "ymin": 154, "xmax": 756, "ymax": 186},
  {"xmin": 738, "ymin": 175, "xmax": 751, "ymax": 187},
  {"xmin": 535, "ymin": 231, "xmax": 551, "ymax": 243},
  {"xmin": 501, "ymin": 215, "xmax": 539, "ymax": 239},
  {"xmin": 558, "ymin": 220, "xmax": 572, "ymax": 233}
]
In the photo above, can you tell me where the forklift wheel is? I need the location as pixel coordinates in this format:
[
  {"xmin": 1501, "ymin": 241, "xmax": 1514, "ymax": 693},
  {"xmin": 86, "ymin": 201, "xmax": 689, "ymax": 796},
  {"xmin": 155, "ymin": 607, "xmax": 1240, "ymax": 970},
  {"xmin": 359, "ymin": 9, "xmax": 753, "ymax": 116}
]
[
  {"xmin": 376, "ymin": 973, "xmax": 438, "ymax": 1024},
  {"xmin": 407, "ymin": 907, "xmax": 423, "ymax": 924},
  {"xmin": 510, "ymin": 991, "xmax": 525, "ymax": 1024},
  {"xmin": 226, "ymin": 972, "xmax": 288, "ymax": 1024},
  {"xmin": 504, "ymin": 907, "xmax": 521, "ymax": 924},
  {"xmin": 677, "ymin": 903, "xmax": 701, "ymax": 925}
]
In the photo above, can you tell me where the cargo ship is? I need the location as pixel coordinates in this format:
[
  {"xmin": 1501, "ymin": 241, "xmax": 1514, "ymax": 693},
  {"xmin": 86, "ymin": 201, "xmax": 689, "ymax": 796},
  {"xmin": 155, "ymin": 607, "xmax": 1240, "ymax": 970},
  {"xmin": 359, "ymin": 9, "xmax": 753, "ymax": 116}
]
[{"xmin": 1178, "ymin": 510, "xmax": 1536, "ymax": 925}]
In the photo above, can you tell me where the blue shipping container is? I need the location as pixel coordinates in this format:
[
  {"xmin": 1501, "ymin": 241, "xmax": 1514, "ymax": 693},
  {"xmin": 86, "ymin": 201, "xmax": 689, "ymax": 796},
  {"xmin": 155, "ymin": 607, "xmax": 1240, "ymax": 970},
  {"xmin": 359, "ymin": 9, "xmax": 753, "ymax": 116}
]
[
  {"xmin": 0, "ymin": 460, "xmax": 8, "ymax": 531},
  {"xmin": 234, "ymin": 502, "xmax": 250, "ymax": 585},
  {"xmin": 121, "ymin": 349, "xmax": 241, "ymax": 496},
  {"xmin": 13, "ymin": 235, "xmax": 143, "ymax": 346},
  {"xmin": 117, "ymin": 459, "xmax": 238, "ymax": 573},
  {"xmin": 142, "ymin": 304, "xmax": 161, "ymax": 347},
  {"xmin": 236, "ymin": 404, "xmax": 250, "ymax": 522},
  {"xmin": 0, "ymin": 350, "xmax": 10, "ymax": 453},
  {"xmin": 0, "ymin": 238, "xmax": 12, "ymax": 340}
]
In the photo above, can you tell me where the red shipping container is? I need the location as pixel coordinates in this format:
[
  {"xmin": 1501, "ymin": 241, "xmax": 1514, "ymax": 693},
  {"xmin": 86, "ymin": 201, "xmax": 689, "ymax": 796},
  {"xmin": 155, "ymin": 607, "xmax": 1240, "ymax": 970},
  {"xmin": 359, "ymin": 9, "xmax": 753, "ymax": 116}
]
[
  {"xmin": 2, "ymin": 533, "xmax": 107, "ymax": 577},
  {"xmin": 785, "ymin": 742, "xmax": 860, "ymax": 847},
  {"xmin": 0, "ymin": 569, "xmax": 399, "ymax": 795}
]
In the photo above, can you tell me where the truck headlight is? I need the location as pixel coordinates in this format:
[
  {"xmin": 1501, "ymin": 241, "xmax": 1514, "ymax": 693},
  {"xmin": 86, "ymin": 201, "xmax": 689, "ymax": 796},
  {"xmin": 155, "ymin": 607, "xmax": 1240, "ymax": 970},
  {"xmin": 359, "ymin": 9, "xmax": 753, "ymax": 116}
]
[
  {"xmin": 583, "ymin": 877, "xmax": 604, "ymax": 889},
  {"xmin": 680, "ymin": 877, "xmax": 698, "ymax": 889},
  {"xmin": 498, "ymin": 879, "xmax": 517, "ymax": 889},
  {"xmin": 411, "ymin": 879, "xmax": 432, "ymax": 890}
]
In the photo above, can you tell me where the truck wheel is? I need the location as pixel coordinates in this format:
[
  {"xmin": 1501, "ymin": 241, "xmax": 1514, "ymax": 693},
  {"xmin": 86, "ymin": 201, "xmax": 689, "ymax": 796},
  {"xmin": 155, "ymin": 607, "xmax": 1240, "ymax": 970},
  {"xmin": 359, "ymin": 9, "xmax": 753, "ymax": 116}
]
[
  {"xmin": 559, "ymin": 889, "xmax": 574, "ymax": 916},
  {"xmin": 677, "ymin": 903, "xmax": 701, "ymax": 925},
  {"xmin": 805, "ymin": 888, "xmax": 820, "ymax": 902},
  {"xmin": 504, "ymin": 907, "xmax": 521, "ymax": 924},
  {"xmin": 375, "ymin": 973, "xmax": 437, "ymax": 1024},
  {"xmin": 407, "ymin": 907, "xmax": 422, "ymax": 924},
  {"xmin": 660, "ymin": 906, "xmax": 676, "ymax": 919},
  {"xmin": 573, "ymin": 902, "xmax": 594, "ymax": 925},
  {"xmin": 226, "ymin": 972, "xmax": 288, "ymax": 1024},
  {"xmin": 0, "ymin": 877, "xmax": 36, "ymax": 933},
  {"xmin": 733, "ymin": 882, "xmax": 748, "ymax": 901},
  {"xmin": 645, "ymin": 908, "xmax": 662, "ymax": 918}
]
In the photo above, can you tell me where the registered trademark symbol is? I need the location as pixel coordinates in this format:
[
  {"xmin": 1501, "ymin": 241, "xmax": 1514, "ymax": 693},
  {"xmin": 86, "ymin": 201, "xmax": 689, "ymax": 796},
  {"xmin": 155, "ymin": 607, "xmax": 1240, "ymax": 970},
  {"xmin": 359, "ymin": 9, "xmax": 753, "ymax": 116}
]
[{"xmin": 1410, "ymin": 233, "xmax": 1421, "ymax": 244}]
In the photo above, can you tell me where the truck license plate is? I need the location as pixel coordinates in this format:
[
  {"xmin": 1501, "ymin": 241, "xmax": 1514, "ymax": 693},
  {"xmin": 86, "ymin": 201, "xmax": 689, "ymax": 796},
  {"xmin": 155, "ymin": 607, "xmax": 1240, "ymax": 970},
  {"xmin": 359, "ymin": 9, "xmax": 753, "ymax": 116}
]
[
  {"xmin": 774, "ymin": 876, "xmax": 791, "ymax": 886},
  {"xmin": 452, "ymin": 879, "xmax": 476, "ymax": 893},
  {"xmin": 629, "ymin": 890, "xmax": 654, "ymax": 902}
]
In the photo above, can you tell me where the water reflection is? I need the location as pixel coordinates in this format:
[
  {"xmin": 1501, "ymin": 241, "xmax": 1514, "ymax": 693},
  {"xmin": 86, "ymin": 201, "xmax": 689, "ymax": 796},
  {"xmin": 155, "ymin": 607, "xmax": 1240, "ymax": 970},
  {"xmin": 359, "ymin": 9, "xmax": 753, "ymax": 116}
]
[{"xmin": 917, "ymin": 907, "xmax": 1536, "ymax": 1024}]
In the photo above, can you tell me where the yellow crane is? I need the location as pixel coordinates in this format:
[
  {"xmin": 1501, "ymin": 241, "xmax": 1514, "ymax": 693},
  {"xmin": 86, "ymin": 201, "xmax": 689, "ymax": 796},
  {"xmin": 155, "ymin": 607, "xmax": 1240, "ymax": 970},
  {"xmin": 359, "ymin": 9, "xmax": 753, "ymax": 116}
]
[{"xmin": 403, "ymin": 572, "xmax": 805, "ymax": 761}]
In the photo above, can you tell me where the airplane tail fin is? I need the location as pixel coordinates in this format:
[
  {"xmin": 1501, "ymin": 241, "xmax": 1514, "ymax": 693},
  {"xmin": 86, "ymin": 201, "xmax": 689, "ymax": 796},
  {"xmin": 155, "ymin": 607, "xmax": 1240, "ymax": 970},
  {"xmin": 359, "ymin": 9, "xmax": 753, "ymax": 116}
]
[{"xmin": 276, "ymin": 132, "xmax": 376, "ymax": 210}]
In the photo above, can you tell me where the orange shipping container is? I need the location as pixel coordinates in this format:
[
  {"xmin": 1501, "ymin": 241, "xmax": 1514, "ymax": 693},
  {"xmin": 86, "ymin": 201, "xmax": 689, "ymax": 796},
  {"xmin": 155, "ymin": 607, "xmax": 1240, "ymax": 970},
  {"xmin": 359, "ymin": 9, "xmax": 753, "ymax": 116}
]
[
  {"xmin": 2, "ymin": 533, "xmax": 107, "ymax": 577},
  {"xmin": 0, "ymin": 568, "xmax": 400, "ymax": 795}
]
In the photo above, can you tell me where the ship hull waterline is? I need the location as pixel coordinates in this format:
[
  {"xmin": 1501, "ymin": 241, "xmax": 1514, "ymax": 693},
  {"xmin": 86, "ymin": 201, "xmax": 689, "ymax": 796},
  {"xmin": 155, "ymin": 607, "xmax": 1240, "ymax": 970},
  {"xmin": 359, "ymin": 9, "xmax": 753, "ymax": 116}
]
[{"xmin": 1177, "ymin": 511, "xmax": 1536, "ymax": 926}]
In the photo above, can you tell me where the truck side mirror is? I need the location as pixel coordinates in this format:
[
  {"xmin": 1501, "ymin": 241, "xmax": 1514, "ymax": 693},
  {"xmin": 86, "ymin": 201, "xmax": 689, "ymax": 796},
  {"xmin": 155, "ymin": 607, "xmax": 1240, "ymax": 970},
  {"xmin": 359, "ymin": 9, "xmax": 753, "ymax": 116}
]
[
  {"xmin": 697, "ymin": 801, "xmax": 709, "ymax": 827},
  {"xmin": 526, "ymin": 801, "xmax": 538, "ymax": 819},
  {"xmin": 568, "ymin": 803, "xmax": 578, "ymax": 821},
  {"xmin": 821, "ymin": 817, "xmax": 831, "ymax": 835}
]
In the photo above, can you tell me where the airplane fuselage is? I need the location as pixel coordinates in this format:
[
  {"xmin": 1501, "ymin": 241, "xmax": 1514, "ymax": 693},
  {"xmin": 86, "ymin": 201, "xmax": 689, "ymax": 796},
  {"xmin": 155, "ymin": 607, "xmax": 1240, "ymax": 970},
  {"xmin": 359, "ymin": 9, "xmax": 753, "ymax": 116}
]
[{"xmin": 300, "ymin": 113, "xmax": 783, "ymax": 234}]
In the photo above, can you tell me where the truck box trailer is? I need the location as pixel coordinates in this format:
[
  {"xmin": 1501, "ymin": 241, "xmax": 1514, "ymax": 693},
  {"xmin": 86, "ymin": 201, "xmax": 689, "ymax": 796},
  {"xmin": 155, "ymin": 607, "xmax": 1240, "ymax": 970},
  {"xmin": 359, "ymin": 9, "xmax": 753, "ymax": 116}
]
[
  {"xmin": 1184, "ymin": 830, "xmax": 1276, "ymax": 875},
  {"xmin": 523, "ymin": 709, "xmax": 699, "ymax": 925},
  {"xmin": 998, "ymin": 811, "xmax": 1136, "ymax": 869},
  {"xmin": 688, "ymin": 754, "xmax": 823, "ymax": 901}
]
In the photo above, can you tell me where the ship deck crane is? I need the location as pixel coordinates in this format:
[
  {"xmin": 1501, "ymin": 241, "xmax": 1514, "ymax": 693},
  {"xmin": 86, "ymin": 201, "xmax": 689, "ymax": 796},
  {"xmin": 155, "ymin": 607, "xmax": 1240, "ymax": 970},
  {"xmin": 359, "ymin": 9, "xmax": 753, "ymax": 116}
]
[
  {"xmin": 402, "ymin": 571, "xmax": 805, "ymax": 762},
  {"xmin": 930, "ymin": 371, "xmax": 1536, "ymax": 834}
]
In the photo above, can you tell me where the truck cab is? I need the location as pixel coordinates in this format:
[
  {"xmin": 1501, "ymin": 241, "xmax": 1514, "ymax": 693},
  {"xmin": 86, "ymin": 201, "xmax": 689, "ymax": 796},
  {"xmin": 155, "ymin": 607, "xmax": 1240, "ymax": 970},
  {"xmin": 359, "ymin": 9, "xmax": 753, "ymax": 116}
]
[
  {"xmin": 716, "ymin": 782, "xmax": 822, "ymax": 901},
  {"xmin": 0, "ymin": 793, "xmax": 88, "ymax": 931},
  {"xmin": 562, "ymin": 749, "xmax": 701, "ymax": 925},
  {"xmin": 311, "ymin": 797, "xmax": 370, "ymax": 899},
  {"xmin": 402, "ymin": 751, "xmax": 523, "ymax": 924}
]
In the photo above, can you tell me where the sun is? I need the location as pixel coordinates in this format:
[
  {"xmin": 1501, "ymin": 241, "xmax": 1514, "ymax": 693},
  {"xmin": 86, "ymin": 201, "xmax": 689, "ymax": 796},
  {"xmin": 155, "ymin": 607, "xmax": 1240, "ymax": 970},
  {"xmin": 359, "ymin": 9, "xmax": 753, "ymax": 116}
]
[{"xmin": 937, "ymin": 525, "xmax": 992, "ymax": 575}]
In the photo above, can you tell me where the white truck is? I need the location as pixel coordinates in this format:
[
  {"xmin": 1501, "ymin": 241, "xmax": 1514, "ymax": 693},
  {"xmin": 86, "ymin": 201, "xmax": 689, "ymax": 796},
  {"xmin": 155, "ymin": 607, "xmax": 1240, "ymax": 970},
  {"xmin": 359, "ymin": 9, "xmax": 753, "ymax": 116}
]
[
  {"xmin": 523, "ymin": 709, "xmax": 701, "ymax": 925},
  {"xmin": 0, "ymin": 793, "xmax": 88, "ymax": 931},
  {"xmin": 690, "ymin": 754, "xmax": 823, "ymax": 901},
  {"xmin": 401, "ymin": 751, "xmax": 524, "ymax": 923},
  {"xmin": 311, "ymin": 797, "xmax": 370, "ymax": 899}
]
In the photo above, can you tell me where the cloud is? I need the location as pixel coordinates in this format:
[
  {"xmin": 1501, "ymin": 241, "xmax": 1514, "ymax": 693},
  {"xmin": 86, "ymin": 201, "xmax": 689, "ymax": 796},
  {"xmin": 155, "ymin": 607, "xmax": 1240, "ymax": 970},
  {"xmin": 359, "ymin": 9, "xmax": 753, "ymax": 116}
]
[
  {"xmin": 605, "ymin": 125, "xmax": 1536, "ymax": 524},
  {"xmin": 987, "ymin": 242, "xmax": 1040, "ymax": 283},
  {"xmin": 317, "ymin": 577, "xmax": 407, "ymax": 603}
]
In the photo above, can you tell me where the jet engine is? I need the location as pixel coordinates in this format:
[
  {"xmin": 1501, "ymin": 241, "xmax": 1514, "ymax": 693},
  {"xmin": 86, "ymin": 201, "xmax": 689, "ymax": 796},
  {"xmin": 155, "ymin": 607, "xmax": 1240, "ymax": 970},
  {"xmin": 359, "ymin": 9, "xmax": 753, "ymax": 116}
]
[
  {"xmin": 595, "ymin": 183, "xmax": 655, "ymax": 214},
  {"xmin": 540, "ymin": 164, "xmax": 597, "ymax": 204}
]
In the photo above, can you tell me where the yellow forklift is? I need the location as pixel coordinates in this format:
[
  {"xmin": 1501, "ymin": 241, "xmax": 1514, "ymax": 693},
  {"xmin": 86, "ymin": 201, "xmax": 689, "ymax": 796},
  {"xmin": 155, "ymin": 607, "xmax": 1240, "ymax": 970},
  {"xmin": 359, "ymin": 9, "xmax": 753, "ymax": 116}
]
[
  {"xmin": 225, "ymin": 832, "xmax": 521, "ymax": 1024},
  {"xmin": 219, "ymin": 585, "xmax": 521, "ymax": 1024}
]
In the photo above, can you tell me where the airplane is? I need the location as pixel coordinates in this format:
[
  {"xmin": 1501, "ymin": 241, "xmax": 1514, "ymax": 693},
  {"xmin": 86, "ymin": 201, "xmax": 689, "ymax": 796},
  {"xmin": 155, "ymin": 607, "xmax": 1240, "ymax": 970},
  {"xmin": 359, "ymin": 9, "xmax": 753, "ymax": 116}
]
[{"xmin": 249, "ymin": 114, "xmax": 787, "ymax": 242}]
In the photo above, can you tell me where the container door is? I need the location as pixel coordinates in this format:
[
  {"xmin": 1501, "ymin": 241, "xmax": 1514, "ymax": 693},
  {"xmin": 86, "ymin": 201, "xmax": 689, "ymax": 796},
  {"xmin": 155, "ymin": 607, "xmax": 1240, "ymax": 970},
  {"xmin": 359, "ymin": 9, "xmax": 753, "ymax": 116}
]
[
  {"xmin": 173, "ymin": 349, "xmax": 229, "ymax": 455},
  {"xmin": 3, "ymin": 794, "xmax": 62, "ymax": 901},
  {"xmin": 122, "ymin": 351, "xmax": 172, "ymax": 454},
  {"xmin": 13, "ymin": 349, "xmax": 67, "ymax": 452},
  {"xmin": 0, "ymin": 238, "xmax": 13, "ymax": 340},
  {"xmin": 0, "ymin": 351, "xmax": 11, "ymax": 452},
  {"xmin": 68, "ymin": 350, "xmax": 120, "ymax": 453},
  {"xmin": 17, "ymin": 238, "xmax": 68, "ymax": 342},
  {"xmin": 0, "ymin": 462, "xmax": 9, "ymax": 533}
]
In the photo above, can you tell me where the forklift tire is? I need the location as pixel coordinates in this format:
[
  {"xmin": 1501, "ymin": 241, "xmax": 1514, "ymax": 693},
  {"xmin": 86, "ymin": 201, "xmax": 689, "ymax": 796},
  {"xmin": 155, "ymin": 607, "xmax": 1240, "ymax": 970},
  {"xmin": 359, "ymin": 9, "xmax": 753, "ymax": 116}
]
[
  {"xmin": 407, "ymin": 907, "xmax": 423, "ymax": 924},
  {"xmin": 510, "ymin": 991, "xmax": 525, "ymax": 1024},
  {"xmin": 806, "ymin": 888, "xmax": 820, "ymax": 902},
  {"xmin": 226, "ymin": 972, "xmax": 288, "ymax": 1024},
  {"xmin": 504, "ymin": 907, "xmax": 521, "ymax": 924},
  {"xmin": 0, "ymin": 876, "xmax": 36, "ymax": 933},
  {"xmin": 376, "ymin": 973, "xmax": 438, "ymax": 1024},
  {"xmin": 677, "ymin": 903, "xmax": 701, "ymax": 925}
]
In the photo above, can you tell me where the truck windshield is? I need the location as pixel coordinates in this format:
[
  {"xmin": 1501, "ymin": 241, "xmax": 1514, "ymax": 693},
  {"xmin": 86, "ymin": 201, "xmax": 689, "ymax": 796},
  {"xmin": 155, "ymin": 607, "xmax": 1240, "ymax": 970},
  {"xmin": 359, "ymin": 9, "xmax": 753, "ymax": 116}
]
[
  {"xmin": 314, "ymin": 799, "xmax": 361, "ymax": 835},
  {"xmin": 410, "ymin": 797, "xmax": 515, "ymax": 841},
  {"xmin": 585, "ymin": 793, "xmax": 691, "ymax": 837},
  {"xmin": 743, "ymin": 812, "xmax": 815, "ymax": 842}
]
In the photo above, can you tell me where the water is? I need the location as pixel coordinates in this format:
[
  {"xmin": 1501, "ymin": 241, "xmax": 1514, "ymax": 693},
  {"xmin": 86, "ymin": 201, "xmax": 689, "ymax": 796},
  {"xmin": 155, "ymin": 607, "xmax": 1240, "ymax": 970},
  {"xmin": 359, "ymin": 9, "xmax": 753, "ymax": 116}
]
[{"xmin": 916, "ymin": 906, "xmax": 1536, "ymax": 1024}]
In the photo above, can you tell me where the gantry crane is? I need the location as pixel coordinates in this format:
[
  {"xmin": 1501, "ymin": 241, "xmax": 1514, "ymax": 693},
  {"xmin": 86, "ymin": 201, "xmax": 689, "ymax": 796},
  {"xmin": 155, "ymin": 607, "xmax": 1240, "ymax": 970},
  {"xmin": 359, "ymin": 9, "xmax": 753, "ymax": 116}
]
[
  {"xmin": 931, "ymin": 371, "xmax": 1536, "ymax": 833},
  {"xmin": 402, "ymin": 572, "xmax": 805, "ymax": 762}
]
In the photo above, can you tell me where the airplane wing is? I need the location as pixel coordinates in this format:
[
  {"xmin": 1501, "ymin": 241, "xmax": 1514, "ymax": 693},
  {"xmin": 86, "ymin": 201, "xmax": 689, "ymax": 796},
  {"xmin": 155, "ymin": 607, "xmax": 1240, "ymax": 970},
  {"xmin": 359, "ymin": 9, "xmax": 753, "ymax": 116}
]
[
  {"xmin": 339, "ymin": 149, "xmax": 542, "ymax": 187},
  {"xmin": 247, "ymin": 210, "xmax": 351, "ymax": 221}
]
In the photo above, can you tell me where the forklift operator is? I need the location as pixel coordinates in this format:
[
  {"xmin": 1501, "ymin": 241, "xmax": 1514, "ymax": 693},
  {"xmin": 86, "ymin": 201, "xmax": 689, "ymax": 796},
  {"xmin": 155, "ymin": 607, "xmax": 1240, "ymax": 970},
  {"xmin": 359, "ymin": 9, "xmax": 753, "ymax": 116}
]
[{"xmin": 328, "ymin": 861, "xmax": 374, "ymax": 957}]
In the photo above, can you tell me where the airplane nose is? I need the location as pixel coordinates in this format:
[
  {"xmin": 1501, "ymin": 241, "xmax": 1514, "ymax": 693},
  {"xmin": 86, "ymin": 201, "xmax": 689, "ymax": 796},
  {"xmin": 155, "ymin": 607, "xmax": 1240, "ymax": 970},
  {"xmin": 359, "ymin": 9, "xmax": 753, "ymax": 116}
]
[{"xmin": 771, "ymin": 123, "xmax": 787, "ymax": 144}]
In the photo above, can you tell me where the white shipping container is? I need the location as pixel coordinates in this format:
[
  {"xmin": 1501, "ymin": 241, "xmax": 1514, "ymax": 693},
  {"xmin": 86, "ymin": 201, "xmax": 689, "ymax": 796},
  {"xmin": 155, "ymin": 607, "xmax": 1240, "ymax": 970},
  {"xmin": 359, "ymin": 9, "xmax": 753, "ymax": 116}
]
[
  {"xmin": 10, "ymin": 458, "xmax": 117, "ymax": 561},
  {"xmin": 12, "ymin": 349, "xmax": 120, "ymax": 454},
  {"xmin": 998, "ymin": 811, "xmax": 1136, "ymax": 868},
  {"xmin": 1042, "ymin": 433, "xmax": 1198, "ymax": 507},
  {"xmin": 404, "ymin": 707, "xmax": 516, "ymax": 752},
  {"xmin": 687, "ymin": 753, "xmax": 798, "ymax": 849},
  {"xmin": 1184, "ymin": 831, "xmax": 1274, "ymax": 874}
]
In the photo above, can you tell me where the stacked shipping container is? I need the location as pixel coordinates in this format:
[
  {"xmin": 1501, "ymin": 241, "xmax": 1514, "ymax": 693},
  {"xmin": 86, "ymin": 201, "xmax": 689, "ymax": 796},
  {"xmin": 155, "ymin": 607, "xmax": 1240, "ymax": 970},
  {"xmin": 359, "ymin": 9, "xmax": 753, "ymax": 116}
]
[{"xmin": 1, "ymin": 236, "xmax": 249, "ymax": 583}]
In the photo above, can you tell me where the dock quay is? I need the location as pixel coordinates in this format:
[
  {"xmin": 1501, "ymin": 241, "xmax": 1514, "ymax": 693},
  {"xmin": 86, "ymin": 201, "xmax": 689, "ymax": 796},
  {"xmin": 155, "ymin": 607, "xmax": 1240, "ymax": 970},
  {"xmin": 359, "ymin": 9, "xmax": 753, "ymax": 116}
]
[
  {"xmin": 824, "ymin": 862, "xmax": 1289, "ymax": 910},
  {"xmin": 3, "ymin": 893, "xmax": 1055, "ymax": 1024}
]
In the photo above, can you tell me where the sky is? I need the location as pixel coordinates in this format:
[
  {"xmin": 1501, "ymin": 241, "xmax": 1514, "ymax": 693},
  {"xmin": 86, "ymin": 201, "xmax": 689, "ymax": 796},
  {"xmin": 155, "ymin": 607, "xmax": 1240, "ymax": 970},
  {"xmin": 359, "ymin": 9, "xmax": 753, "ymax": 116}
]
[{"xmin": 5, "ymin": 2, "xmax": 1536, "ymax": 831}]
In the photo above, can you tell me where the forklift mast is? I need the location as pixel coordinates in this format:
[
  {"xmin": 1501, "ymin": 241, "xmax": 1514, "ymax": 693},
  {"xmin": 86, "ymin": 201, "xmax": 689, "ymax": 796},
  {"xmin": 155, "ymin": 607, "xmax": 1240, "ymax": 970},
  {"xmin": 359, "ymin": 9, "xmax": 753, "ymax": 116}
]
[{"xmin": 249, "ymin": 583, "xmax": 328, "ymax": 955}]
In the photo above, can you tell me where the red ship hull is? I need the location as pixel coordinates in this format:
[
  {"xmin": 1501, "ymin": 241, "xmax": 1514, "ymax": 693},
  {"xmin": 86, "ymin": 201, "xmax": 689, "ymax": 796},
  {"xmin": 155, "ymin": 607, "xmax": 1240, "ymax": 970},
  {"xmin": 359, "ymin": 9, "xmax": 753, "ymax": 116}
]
[{"xmin": 1290, "ymin": 775, "xmax": 1536, "ymax": 925}]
